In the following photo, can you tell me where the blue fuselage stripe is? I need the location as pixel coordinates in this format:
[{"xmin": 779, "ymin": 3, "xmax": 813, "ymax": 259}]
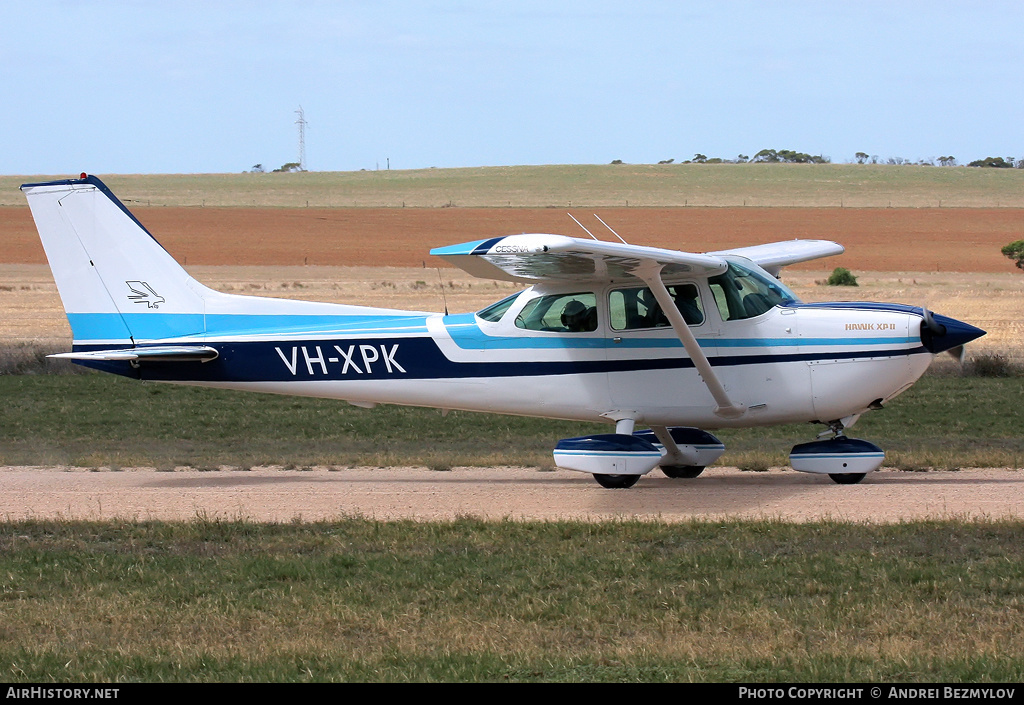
[{"xmin": 71, "ymin": 334, "xmax": 926, "ymax": 382}]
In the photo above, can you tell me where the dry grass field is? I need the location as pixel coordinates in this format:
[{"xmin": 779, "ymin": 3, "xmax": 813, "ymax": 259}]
[{"xmin": 6, "ymin": 163, "xmax": 1024, "ymax": 207}]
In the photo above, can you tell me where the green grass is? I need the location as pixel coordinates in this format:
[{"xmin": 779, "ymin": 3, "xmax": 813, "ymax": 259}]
[
  {"xmin": 1, "ymin": 373, "xmax": 1021, "ymax": 469},
  {"xmin": 1, "ymin": 518, "xmax": 1022, "ymax": 682},
  {"xmin": 5, "ymin": 163, "xmax": 1024, "ymax": 207}
]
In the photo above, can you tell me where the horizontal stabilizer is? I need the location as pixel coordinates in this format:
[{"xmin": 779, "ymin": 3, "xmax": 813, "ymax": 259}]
[{"xmin": 49, "ymin": 345, "xmax": 219, "ymax": 363}]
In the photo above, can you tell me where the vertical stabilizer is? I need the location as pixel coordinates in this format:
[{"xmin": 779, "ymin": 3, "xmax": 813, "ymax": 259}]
[{"xmin": 21, "ymin": 176, "xmax": 209, "ymax": 345}]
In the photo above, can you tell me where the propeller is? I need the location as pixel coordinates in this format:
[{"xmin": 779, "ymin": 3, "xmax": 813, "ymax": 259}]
[
  {"xmin": 921, "ymin": 307, "xmax": 946, "ymax": 337},
  {"xmin": 920, "ymin": 306, "xmax": 978, "ymax": 361}
]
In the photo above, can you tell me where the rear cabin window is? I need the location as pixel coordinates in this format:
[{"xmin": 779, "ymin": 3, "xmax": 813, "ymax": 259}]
[
  {"xmin": 514, "ymin": 292, "xmax": 598, "ymax": 332},
  {"xmin": 609, "ymin": 284, "xmax": 704, "ymax": 330}
]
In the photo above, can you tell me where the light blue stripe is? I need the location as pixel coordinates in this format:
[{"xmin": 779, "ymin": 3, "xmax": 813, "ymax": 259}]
[
  {"xmin": 429, "ymin": 239, "xmax": 492, "ymax": 256},
  {"xmin": 205, "ymin": 314, "xmax": 429, "ymax": 337},
  {"xmin": 68, "ymin": 312, "xmax": 430, "ymax": 342},
  {"xmin": 444, "ymin": 319, "xmax": 916, "ymax": 351},
  {"xmin": 716, "ymin": 337, "xmax": 916, "ymax": 348},
  {"xmin": 68, "ymin": 313, "xmax": 204, "ymax": 341}
]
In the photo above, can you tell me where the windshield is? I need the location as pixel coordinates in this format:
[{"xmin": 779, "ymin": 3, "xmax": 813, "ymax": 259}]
[
  {"xmin": 708, "ymin": 261, "xmax": 799, "ymax": 321},
  {"xmin": 476, "ymin": 293, "xmax": 521, "ymax": 322}
]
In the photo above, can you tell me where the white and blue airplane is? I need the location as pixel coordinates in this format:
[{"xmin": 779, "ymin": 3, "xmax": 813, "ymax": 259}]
[{"xmin": 21, "ymin": 175, "xmax": 984, "ymax": 488}]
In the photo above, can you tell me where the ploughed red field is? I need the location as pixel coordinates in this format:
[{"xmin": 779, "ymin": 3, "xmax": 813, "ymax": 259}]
[{"xmin": 1, "ymin": 205, "xmax": 1019, "ymax": 272}]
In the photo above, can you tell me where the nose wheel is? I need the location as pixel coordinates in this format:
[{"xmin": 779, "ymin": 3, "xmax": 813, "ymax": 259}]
[
  {"xmin": 790, "ymin": 421, "xmax": 884, "ymax": 484},
  {"xmin": 828, "ymin": 471, "xmax": 867, "ymax": 485},
  {"xmin": 661, "ymin": 465, "xmax": 705, "ymax": 479},
  {"xmin": 593, "ymin": 474, "xmax": 640, "ymax": 489}
]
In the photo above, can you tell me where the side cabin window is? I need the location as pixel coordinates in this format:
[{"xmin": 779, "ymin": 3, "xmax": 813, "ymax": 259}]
[
  {"xmin": 708, "ymin": 261, "xmax": 797, "ymax": 321},
  {"xmin": 609, "ymin": 284, "xmax": 704, "ymax": 331},
  {"xmin": 515, "ymin": 292, "xmax": 598, "ymax": 332}
]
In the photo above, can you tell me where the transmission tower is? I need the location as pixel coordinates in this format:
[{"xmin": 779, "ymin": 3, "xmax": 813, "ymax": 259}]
[{"xmin": 294, "ymin": 106, "xmax": 308, "ymax": 171}]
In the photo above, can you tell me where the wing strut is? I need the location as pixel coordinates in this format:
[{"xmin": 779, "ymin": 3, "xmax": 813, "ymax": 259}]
[{"xmin": 634, "ymin": 262, "xmax": 745, "ymax": 420}]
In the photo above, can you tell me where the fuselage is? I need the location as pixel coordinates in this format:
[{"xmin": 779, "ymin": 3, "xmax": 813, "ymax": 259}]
[{"xmin": 73, "ymin": 265, "xmax": 963, "ymax": 430}]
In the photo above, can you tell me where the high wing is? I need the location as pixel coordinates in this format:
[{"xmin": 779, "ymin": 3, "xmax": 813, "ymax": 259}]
[
  {"xmin": 430, "ymin": 234, "xmax": 728, "ymax": 283},
  {"xmin": 710, "ymin": 240, "xmax": 845, "ymax": 276},
  {"xmin": 431, "ymin": 234, "xmax": 842, "ymax": 282}
]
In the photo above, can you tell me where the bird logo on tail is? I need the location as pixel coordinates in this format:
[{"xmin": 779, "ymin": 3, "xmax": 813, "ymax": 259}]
[{"xmin": 125, "ymin": 281, "xmax": 165, "ymax": 309}]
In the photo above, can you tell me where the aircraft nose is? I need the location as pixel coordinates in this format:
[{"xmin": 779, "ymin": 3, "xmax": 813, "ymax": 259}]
[{"xmin": 920, "ymin": 311, "xmax": 986, "ymax": 354}]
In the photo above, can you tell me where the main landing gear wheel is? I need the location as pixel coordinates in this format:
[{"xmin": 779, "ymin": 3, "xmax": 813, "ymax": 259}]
[
  {"xmin": 593, "ymin": 474, "xmax": 640, "ymax": 489},
  {"xmin": 828, "ymin": 473, "xmax": 867, "ymax": 485},
  {"xmin": 661, "ymin": 465, "xmax": 705, "ymax": 479}
]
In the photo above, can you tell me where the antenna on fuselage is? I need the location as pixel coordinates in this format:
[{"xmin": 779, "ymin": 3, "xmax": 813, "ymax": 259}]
[
  {"xmin": 567, "ymin": 213, "xmax": 599, "ymax": 240},
  {"xmin": 435, "ymin": 268, "xmax": 449, "ymax": 316},
  {"xmin": 593, "ymin": 214, "xmax": 628, "ymax": 244}
]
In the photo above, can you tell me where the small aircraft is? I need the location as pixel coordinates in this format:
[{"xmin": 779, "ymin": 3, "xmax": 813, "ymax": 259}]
[{"xmin": 21, "ymin": 175, "xmax": 985, "ymax": 488}]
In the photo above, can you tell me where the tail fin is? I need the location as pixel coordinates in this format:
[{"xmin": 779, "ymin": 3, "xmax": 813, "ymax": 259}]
[{"xmin": 21, "ymin": 175, "xmax": 211, "ymax": 346}]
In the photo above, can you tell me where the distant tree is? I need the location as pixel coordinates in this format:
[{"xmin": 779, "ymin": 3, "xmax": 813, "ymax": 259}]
[
  {"xmin": 736, "ymin": 154, "xmax": 749, "ymax": 163},
  {"xmin": 854, "ymin": 152, "xmax": 869, "ymax": 164},
  {"xmin": 968, "ymin": 156, "xmax": 1013, "ymax": 168},
  {"xmin": 753, "ymin": 148, "xmax": 828, "ymax": 164},
  {"xmin": 753, "ymin": 148, "xmax": 779, "ymax": 163},
  {"xmin": 657, "ymin": 159, "xmax": 675, "ymax": 164},
  {"xmin": 610, "ymin": 159, "xmax": 624, "ymax": 165},
  {"xmin": 250, "ymin": 163, "xmax": 265, "ymax": 173},
  {"xmin": 273, "ymin": 162, "xmax": 303, "ymax": 172},
  {"xmin": 692, "ymin": 154, "xmax": 708, "ymax": 163},
  {"xmin": 1001, "ymin": 240, "xmax": 1024, "ymax": 270},
  {"xmin": 937, "ymin": 156, "xmax": 957, "ymax": 166},
  {"xmin": 826, "ymin": 267, "xmax": 859, "ymax": 286}
]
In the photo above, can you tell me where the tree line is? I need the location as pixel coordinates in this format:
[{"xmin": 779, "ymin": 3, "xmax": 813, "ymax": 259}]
[{"xmin": 625, "ymin": 150, "xmax": 1024, "ymax": 168}]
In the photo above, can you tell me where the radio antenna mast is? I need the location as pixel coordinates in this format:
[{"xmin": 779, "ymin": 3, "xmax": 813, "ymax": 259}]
[
  {"xmin": 567, "ymin": 213, "xmax": 599, "ymax": 240},
  {"xmin": 593, "ymin": 214, "xmax": 628, "ymax": 244},
  {"xmin": 294, "ymin": 106, "xmax": 308, "ymax": 171}
]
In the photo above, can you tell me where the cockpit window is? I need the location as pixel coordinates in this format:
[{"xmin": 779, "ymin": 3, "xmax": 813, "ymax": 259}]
[
  {"xmin": 609, "ymin": 284, "xmax": 704, "ymax": 330},
  {"xmin": 708, "ymin": 261, "xmax": 799, "ymax": 321},
  {"xmin": 477, "ymin": 293, "xmax": 520, "ymax": 322},
  {"xmin": 514, "ymin": 292, "xmax": 598, "ymax": 332}
]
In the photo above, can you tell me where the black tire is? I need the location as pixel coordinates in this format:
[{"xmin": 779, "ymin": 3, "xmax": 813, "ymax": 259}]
[
  {"xmin": 593, "ymin": 474, "xmax": 640, "ymax": 489},
  {"xmin": 829, "ymin": 473, "xmax": 867, "ymax": 485},
  {"xmin": 661, "ymin": 465, "xmax": 705, "ymax": 479}
]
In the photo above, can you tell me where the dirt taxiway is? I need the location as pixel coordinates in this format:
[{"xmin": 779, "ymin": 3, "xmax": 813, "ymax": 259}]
[{"xmin": 1, "ymin": 466, "xmax": 1021, "ymax": 524}]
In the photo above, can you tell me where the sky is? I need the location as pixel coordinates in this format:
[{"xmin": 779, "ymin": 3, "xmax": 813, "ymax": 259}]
[{"xmin": 2, "ymin": 1, "xmax": 1022, "ymax": 175}]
